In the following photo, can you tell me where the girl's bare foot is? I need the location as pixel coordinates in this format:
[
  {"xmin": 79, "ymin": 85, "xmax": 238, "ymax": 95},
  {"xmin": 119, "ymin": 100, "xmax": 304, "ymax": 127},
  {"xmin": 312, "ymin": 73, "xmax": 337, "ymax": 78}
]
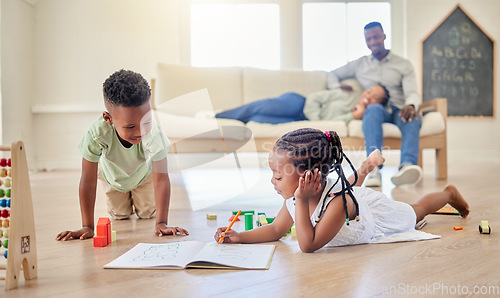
[
  {"xmin": 444, "ymin": 184, "xmax": 469, "ymax": 218},
  {"xmin": 362, "ymin": 149, "xmax": 385, "ymax": 175}
]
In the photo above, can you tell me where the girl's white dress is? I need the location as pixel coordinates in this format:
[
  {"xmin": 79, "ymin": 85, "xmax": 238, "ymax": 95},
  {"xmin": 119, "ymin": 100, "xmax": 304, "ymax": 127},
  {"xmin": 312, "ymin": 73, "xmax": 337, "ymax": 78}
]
[{"xmin": 286, "ymin": 176, "xmax": 439, "ymax": 247}]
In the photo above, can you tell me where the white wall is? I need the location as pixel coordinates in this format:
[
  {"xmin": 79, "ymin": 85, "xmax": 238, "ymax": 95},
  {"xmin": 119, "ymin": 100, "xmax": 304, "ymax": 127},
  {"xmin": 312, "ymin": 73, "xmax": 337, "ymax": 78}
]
[
  {"xmin": 1, "ymin": 0, "xmax": 499, "ymax": 170},
  {"xmin": 1, "ymin": 0, "xmax": 35, "ymax": 160},
  {"xmin": 407, "ymin": 0, "xmax": 500, "ymax": 159},
  {"xmin": 31, "ymin": 0, "xmax": 180, "ymax": 169}
]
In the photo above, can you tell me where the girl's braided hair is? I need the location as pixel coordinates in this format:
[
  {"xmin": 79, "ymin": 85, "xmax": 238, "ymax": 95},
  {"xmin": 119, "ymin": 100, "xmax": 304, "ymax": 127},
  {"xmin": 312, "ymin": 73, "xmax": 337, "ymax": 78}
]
[{"xmin": 274, "ymin": 128, "xmax": 359, "ymax": 225}]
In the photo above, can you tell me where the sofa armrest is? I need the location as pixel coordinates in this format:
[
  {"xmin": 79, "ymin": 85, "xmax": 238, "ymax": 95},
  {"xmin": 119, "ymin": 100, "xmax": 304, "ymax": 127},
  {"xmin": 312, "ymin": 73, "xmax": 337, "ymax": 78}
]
[{"xmin": 419, "ymin": 98, "xmax": 447, "ymax": 122}]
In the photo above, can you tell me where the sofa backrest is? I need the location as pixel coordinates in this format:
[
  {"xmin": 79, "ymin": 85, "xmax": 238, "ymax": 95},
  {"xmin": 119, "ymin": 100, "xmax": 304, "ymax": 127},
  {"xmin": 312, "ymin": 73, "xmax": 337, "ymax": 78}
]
[
  {"xmin": 242, "ymin": 67, "xmax": 328, "ymax": 104},
  {"xmin": 155, "ymin": 63, "xmax": 338, "ymax": 111},
  {"xmin": 155, "ymin": 63, "xmax": 243, "ymax": 111}
]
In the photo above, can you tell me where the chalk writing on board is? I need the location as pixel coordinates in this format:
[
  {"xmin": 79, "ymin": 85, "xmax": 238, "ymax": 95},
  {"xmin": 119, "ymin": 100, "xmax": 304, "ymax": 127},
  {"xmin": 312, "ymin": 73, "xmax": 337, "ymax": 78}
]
[{"xmin": 422, "ymin": 5, "xmax": 494, "ymax": 117}]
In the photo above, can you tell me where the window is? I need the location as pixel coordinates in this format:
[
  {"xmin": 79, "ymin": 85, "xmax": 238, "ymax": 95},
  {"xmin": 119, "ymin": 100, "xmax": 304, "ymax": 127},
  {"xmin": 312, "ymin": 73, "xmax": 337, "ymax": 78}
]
[
  {"xmin": 190, "ymin": 4, "xmax": 280, "ymax": 69},
  {"xmin": 186, "ymin": 1, "xmax": 393, "ymax": 70},
  {"xmin": 302, "ymin": 2, "xmax": 391, "ymax": 71}
]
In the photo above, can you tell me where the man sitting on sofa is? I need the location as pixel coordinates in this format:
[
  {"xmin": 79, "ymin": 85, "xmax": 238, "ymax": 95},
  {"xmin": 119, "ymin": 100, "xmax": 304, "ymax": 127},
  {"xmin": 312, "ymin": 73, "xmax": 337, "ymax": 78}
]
[
  {"xmin": 215, "ymin": 84, "xmax": 389, "ymax": 124},
  {"xmin": 328, "ymin": 21, "xmax": 422, "ymax": 188}
]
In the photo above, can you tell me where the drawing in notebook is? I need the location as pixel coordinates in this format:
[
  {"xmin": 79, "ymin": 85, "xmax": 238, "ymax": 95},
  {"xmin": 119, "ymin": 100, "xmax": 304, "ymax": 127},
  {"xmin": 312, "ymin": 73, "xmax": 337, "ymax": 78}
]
[
  {"xmin": 133, "ymin": 243, "xmax": 180, "ymax": 261},
  {"xmin": 104, "ymin": 241, "xmax": 275, "ymax": 270}
]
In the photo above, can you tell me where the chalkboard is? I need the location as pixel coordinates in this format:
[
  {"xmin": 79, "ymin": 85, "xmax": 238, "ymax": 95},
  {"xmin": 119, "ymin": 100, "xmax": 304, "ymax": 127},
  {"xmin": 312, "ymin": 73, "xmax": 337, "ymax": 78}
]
[{"xmin": 422, "ymin": 5, "xmax": 495, "ymax": 117}]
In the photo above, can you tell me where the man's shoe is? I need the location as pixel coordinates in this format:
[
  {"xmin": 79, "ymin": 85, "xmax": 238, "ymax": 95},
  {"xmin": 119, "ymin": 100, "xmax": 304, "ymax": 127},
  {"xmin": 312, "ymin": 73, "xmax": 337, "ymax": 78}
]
[
  {"xmin": 365, "ymin": 167, "xmax": 381, "ymax": 187},
  {"xmin": 391, "ymin": 164, "xmax": 423, "ymax": 186}
]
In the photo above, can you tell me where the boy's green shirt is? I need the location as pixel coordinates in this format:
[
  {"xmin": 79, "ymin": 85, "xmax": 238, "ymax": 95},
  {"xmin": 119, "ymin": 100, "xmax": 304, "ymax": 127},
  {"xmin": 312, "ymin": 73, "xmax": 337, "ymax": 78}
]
[{"xmin": 79, "ymin": 116, "xmax": 170, "ymax": 192}]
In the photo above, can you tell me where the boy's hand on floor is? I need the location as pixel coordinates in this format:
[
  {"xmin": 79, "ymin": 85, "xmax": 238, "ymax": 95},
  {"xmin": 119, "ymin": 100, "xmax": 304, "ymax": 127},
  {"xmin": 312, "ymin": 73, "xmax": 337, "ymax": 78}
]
[
  {"xmin": 155, "ymin": 223, "xmax": 189, "ymax": 237},
  {"xmin": 56, "ymin": 226, "xmax": 94, "ymax": 241}
]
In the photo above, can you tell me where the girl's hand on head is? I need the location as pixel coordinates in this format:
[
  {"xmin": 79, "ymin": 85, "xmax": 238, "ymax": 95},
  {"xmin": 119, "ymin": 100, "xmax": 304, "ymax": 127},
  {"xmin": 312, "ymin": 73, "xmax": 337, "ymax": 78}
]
[
  {"xmin": 294, "ymin": 169, "xmax": 323, "ymax": 201},
  {"xmin": 214, "ymin": 227, "xmax": 241, "ymax": 244}
]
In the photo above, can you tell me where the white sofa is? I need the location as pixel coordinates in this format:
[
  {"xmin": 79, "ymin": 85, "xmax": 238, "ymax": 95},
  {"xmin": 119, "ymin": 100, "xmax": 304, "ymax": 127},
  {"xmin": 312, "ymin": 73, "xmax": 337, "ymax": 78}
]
[{"xmin": 152, "ymin": 63, "xmax": 448, "ymax": 179}]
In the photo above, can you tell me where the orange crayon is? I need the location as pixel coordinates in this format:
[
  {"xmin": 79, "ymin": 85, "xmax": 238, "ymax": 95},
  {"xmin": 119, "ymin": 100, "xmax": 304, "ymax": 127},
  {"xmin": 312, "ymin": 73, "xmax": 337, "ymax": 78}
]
[
  {"xmin": 453, "ymin": 226, "xmax": 463, "ymax": 230},
  {"xmin": 218, "ymin": 210, "xmax": 241, "ymax": 244}
]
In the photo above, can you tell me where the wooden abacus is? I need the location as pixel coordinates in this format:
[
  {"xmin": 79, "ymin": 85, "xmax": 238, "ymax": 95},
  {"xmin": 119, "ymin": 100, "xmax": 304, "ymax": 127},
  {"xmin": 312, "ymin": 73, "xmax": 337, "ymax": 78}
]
[{"xmin": 0, "ymin": 141, "xmax": 37, "ymax": 290}]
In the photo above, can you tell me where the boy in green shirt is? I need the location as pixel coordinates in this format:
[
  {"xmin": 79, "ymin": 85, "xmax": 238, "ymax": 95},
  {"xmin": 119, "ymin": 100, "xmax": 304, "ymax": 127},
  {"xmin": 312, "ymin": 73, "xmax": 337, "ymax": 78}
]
[{"xmin": 57, "ymin": 69, "xmax": 188, "ymax": 241}]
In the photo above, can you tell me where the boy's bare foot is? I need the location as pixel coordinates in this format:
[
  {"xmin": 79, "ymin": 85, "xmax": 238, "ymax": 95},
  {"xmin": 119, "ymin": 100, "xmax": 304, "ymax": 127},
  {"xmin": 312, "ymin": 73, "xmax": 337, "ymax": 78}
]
[{"xmin": 444, "ymin": 184, "xmax": 470, "ymax": 218}]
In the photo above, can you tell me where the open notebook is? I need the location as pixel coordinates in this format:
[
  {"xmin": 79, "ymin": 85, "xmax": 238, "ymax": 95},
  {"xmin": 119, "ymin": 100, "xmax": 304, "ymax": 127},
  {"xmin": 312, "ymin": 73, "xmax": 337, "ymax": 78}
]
[{"xmin": 104, "ymin": 241, "xmax": 276, "ymax": 270}]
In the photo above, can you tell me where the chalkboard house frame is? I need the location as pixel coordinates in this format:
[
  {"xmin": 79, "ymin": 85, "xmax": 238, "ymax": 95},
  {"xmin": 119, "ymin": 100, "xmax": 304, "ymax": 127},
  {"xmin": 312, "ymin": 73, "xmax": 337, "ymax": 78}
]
[{"xmin": 422, "ymin": 4, "xmax": 496, "ymax": 118}]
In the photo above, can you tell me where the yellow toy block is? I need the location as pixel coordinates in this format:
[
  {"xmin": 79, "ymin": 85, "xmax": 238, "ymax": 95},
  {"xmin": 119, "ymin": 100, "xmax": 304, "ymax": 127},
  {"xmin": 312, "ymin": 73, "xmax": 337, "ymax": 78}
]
[
  {"xmin": 290, "ymin": 225, "xmax": 297, "ymax": 239},
  {"xmin": 479, "ymin": 220, "xmax": 491, "ymax": 234},
  {"xmin": 257, "ymin": 214, "xmax": 268, "ymax": 225},
  {"xmin": 206, "ymin": 213, "xmax": 217, "ymax": 220}
]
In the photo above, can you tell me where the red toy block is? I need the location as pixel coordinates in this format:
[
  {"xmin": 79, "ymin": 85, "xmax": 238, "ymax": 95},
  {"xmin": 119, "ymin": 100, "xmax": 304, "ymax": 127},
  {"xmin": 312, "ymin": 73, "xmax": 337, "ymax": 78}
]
[
  {"xmin": 106, "ymin": 222, "xmax": 111, "ymax": 244},
  {"xmin": 96, "ymin": 217, "xmax": 111, "ymax": 232},
  {"xmin": 93, "ymin": 236, "xmax": 108, "ymax": 247},
  {"xmin": 96, "ymin": 224, "xmax": 108, "ymax": 238},
  {"xmin": 95, "ymin": 217, "xmax": 112, "ymax": 246}
]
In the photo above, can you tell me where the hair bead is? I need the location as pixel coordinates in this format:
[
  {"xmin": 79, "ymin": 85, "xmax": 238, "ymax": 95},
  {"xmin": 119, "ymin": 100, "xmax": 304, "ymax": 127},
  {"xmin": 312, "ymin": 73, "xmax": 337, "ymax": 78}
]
[{"xmin": 324, "ymin": 131, "xmax": 332, "ymax": 140}]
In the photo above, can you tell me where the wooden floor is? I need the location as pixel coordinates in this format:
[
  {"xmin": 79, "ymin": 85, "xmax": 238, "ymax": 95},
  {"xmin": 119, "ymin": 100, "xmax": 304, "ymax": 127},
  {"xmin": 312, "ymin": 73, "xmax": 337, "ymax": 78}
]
[{"xmin": 1, "ymin": 152, "xmax": 500, "ymax": 297}]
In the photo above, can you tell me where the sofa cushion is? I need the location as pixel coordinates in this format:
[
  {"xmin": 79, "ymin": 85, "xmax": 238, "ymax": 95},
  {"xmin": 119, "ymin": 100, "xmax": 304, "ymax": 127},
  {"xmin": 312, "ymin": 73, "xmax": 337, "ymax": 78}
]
[
  {"xmin": 155, "ymin": 110, "xmax": 251, "ymax": 141},
  {"xmin": 246, "ymin": 120, "xmax": 348, "ymax": 138},
  {"xmin": 420, "ymin": 111, "xmax": 446, "ymax": 136},
  {"xmin": 347, "ymin": 111, "xmax": 446, "ymax": 138},
  {"xmin": 155, "ymin": 63, "xmax": 243, "ymax": 111},
  {"xmin": 242, "ymin": 67, "xmax": 327, "ymax": 104},
  {"xmin": 155, "ymin": 89, "xmax": 216, "ymax": 117}
]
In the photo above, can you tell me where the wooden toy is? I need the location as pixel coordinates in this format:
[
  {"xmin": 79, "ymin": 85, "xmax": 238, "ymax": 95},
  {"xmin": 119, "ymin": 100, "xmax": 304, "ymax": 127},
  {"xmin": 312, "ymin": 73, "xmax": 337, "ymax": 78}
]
[
  {"xmin": 232, "ymin": 210, "xmax": 254, "ymax": 215},
  {"xmin": 257, "ymin": 214, "xmax": 268, "ymax": 226},
  {"xmin": 93, "ymin": 236, "xmax": 107, "ymax": 247},
  {"xmin": 479, "ymin": 220, "xmax": 490, "ymax": 234},
  {"xmin": 0, "ymin": 141, "xmax": 37, "ymax": 291},
  {"xmin": 228, "ymin": 214, "xmax": 241, "ymax": 222},
  {"xmin": 432, "ymin": 205, "xmax": 459, "ymax": 215},
  {"xmin": 93, "ymin": 217, "xmax": 115, "ymax": 247},
  {"xmin": 244, "ymin": 213, "xmax": 253, "ymax": 231},
  {"xmin": 110, "ymin": 223, "xmax": 116, "ymax": 243},
  {"xmin": 290, "ymin": 225, "xmax": 297, "ymax": 239}
]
